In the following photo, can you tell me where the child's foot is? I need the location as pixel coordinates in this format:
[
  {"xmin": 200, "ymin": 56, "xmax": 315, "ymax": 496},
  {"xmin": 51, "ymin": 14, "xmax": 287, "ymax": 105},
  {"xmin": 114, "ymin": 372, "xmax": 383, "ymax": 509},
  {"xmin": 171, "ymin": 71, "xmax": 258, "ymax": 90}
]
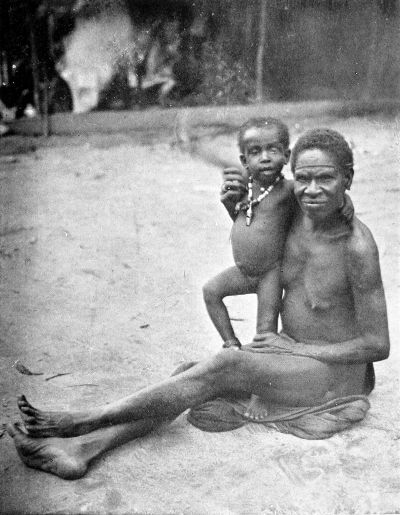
[
  {"xmin": 7, "ymin": 423, "xmax": 88, "ymax": 480},
  {"xmin": 18, "ymin": 395, "xmax": 91, "ymax": 438},
  {"xmin": 243, "ymin": 394, "xmax": 270, "ymax": 421}
]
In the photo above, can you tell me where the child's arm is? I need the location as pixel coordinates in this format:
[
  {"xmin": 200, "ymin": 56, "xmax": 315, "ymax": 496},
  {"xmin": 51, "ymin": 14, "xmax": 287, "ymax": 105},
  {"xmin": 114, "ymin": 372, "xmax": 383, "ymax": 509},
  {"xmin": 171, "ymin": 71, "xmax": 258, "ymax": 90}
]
[
  {"xmin": 220, "ymin": 168, "xmax": 248, "ymax": 221},
  {"xmin": 340, "ymin": 193, "xmax": 354, "ymax": 224},
  {"xmin": 255, "ymin": 266, "xmax": 282, "ymax": 336}
]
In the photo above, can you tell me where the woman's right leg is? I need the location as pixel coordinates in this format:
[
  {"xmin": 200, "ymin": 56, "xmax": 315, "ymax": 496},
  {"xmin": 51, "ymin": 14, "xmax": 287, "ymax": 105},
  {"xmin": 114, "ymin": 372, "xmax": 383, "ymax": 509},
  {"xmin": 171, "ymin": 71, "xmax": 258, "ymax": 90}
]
[
  {"xmin": 17, "ymin": 361, "xmax": 200, "ymax": 438},
  {"xmin": 17, "ymin": 346, "xmax": 337, "ymax": 442},
  {"xmin": 7, "ymin": 349, "xmax": 350, "ymax": 480},
  {"xmin": 17, "ymin": 351, "xmax": 248, "ymax": 438}
]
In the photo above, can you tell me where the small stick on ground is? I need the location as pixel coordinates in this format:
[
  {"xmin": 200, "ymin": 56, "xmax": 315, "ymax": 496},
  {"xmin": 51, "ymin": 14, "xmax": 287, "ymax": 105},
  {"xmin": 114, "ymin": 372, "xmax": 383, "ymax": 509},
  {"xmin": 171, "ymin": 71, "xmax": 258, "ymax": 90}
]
[{"xmin": 45, "ymin": 373, "xmax": 72, "ymax": 382}]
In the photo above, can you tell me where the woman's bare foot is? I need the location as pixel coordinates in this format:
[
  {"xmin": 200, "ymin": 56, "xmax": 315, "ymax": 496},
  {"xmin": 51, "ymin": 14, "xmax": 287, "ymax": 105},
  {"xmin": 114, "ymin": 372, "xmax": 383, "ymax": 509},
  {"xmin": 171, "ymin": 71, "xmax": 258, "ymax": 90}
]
[
  {"xmin": 243, "ymin": 394, "xmax": 270, "ymax": 421},
  {"xmin": 7, "ymin": 423, "xmax": 88, "ymax": 480},
  {"xmin": 18, "ymin": 395, "xmax": 92, "ymax": 438}
]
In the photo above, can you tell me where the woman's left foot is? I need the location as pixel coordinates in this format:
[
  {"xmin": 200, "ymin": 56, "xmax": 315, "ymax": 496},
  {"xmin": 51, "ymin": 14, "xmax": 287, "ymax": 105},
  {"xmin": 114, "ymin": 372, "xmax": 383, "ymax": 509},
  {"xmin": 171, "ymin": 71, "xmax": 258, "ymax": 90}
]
[{"xmin": 7, "ymin": 423, "xmax": 88, "ymax": 480}]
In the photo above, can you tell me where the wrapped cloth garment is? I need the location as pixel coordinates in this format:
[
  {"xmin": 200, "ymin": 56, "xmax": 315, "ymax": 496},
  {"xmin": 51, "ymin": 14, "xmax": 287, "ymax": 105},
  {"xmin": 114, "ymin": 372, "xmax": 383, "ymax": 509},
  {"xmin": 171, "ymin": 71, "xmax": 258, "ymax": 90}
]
[
  {"xmin": 184, "ymin": 333, "xmax": 375, "ymax": 440},
  {"xmin": 187, "ymin": 394, "xmax": 371, "ymax": 439}
]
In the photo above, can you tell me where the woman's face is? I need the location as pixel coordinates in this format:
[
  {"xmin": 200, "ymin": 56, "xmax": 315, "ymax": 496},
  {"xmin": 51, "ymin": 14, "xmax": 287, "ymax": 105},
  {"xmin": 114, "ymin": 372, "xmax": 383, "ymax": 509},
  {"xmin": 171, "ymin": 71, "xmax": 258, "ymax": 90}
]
[{"xmin": 293, "ymin": 148, "xmax": 352, "ymax": 221}]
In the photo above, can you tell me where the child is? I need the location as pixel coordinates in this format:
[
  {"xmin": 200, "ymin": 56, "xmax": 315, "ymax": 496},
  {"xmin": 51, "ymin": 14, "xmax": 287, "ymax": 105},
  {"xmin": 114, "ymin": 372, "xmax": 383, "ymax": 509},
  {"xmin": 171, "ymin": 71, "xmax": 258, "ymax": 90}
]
[{"xmin": 203, "ymin": 117, "xmax": 353, "ymax": 349}]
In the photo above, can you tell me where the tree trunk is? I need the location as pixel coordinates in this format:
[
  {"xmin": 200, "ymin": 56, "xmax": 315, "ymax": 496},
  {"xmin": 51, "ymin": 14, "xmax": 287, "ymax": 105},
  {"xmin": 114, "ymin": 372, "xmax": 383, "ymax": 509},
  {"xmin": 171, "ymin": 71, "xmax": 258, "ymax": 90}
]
[
  {"xmin": 42, "ymin": 4, "xmax": 54, "ymax": 136},
  {"xmin": 362, "ymin": 1, "xmax": 381, "ymax": 100},
  {"xmin": 244, "ymin": 1, "xmax": 254, "ymax": 54},
  {"xmin": 0, "ymin": 0, "xmax": 13, "ymax": 85},
  {"xmin": 256, "ymin": 0, "xmax": 267, "ymax": 102},
  {"xmin": 362, "ymin": 0, "xmax": 395, "ymax": 100},
  {"xmin": 28, "ymin": 9, "xmax": 41, "ymax": 113}
]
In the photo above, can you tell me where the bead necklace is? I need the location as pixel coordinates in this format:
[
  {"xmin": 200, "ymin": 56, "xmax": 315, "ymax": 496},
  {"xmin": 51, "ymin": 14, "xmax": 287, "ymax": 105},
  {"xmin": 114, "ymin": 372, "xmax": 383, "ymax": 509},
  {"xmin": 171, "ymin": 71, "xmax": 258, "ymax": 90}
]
[{"xmin": 235, "ymin": 174, "xmax": 283, "ymax": 226}]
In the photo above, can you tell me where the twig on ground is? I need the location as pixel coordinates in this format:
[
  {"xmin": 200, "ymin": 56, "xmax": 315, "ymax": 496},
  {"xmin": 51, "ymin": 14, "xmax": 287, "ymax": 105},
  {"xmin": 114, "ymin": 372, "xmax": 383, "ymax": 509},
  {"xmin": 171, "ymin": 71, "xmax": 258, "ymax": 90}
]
[
  {"xmin": 45, "ymin": 372, "xmax": 72, "ymax": 382},
  {"xmin": 66, "ymin": 384, "xmax": 99, "ymax": 388}
]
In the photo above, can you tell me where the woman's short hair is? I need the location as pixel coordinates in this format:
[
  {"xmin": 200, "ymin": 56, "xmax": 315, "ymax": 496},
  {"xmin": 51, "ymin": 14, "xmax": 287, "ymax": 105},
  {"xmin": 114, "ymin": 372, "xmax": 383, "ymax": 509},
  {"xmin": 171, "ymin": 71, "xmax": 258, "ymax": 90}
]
[{"xmin": 291, "ymin": 128, "xmax": 354, "ymax": 174}]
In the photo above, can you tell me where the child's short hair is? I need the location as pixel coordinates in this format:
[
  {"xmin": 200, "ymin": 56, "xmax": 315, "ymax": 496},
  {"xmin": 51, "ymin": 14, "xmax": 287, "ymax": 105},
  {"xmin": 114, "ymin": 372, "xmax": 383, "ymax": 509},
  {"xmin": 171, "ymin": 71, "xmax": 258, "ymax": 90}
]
[
  {"xmin": 238, "ymin": 117, "xmax": 290, "ymax": 153},
  {"xmin": 291, "ymin": 128, "xmax": 354, "ymax": 174}
]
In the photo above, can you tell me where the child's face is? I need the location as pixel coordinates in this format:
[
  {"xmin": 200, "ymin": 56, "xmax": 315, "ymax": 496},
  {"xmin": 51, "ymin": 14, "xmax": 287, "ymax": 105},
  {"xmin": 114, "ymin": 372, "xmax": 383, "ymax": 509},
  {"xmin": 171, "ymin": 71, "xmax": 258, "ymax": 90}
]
[
  {"xmin": 240, "ymin": 126, "xmax": 290, "ymax": 185},
  {"xmin": 293, "ymin": 148, "xmax": 352, "ymax": 220}
]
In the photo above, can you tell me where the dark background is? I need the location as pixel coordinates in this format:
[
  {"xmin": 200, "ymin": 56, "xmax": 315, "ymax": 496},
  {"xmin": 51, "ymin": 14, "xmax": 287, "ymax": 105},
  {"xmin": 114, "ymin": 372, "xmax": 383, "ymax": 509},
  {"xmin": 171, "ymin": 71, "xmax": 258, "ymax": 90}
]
[{"xmin": 1, "ymin": 0, "xmax": 399, "ymax": 116}]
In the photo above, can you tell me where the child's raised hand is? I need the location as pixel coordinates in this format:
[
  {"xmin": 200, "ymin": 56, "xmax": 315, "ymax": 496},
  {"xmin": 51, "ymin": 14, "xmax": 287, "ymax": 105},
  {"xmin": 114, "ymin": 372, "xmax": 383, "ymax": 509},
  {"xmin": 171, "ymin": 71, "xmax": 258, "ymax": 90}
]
[{"xmin": 220, "ymin": 167, "xmax": 247, "ymax": 204}]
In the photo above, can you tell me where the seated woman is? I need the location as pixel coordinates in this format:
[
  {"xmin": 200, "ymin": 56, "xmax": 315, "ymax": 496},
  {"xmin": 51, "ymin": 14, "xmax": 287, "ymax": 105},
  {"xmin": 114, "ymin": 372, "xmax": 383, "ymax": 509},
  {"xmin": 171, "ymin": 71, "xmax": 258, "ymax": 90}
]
[{"xmin": 7, "ymin": 129, "xmax": 389, "ymax": 479}]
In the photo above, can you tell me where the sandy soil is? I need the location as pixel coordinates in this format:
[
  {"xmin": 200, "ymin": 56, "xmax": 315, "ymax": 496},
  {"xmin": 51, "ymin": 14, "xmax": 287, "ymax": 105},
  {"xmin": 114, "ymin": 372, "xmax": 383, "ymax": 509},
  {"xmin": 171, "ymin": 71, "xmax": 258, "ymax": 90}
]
[{"xmin": 0, "ymin": 108, "xmax": 399, "ymax": 515}]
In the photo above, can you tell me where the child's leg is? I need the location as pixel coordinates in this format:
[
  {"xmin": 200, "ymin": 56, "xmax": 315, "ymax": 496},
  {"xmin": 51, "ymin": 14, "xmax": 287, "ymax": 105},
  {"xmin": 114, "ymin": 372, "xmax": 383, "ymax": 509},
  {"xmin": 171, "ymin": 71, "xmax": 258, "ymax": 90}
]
[
  {"xmin": 256, "ymin": 263, "xmax": 282, "ymax": 335},
  {"xmin": 203, "ymin": 266, "xmax": 258, "ymax": 346},
  {"xmin": 246, "ymin": 264, "xmax": 283, "ymax": 421}
]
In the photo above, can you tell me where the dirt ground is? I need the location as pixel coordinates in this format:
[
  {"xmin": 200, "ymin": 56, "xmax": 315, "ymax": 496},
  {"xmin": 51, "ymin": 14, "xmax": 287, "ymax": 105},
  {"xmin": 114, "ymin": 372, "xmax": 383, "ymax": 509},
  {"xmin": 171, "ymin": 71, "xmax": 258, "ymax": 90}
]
[{"xmin": 0, "ymin": 106, "xmax": 399, "ymax": 515}]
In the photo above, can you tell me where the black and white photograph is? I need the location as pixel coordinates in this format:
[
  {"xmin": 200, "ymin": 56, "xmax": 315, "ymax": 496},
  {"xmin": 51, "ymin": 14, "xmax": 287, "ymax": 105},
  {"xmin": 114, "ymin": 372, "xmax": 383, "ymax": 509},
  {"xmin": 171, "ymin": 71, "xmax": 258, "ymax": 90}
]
[{"xmin": 0, "ymin": 1, "xmax": 399, "ymax": 513}]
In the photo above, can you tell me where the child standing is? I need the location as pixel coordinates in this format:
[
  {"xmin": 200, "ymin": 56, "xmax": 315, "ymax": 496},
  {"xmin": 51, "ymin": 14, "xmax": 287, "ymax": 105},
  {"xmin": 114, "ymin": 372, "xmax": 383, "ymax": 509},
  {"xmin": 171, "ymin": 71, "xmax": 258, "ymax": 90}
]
[
  {"xmin": 203, "ymin": 117, "xmax": 352, "ymax": 350},
  {"xmin": 203, "ymin": 117, "xmax": 295, "ymax": 349}
]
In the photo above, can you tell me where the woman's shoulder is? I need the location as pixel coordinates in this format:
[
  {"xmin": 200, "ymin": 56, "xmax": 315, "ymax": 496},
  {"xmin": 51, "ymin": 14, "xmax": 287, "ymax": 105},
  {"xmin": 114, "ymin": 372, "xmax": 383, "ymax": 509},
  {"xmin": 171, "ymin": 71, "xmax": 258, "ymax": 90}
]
[
  {"xmin": 344, "ymin": 218, "xmax": 381, "ymax": 282},
  {"xmin": 346, "ymin": 218, "xmax": 379, "ymax": 258}
]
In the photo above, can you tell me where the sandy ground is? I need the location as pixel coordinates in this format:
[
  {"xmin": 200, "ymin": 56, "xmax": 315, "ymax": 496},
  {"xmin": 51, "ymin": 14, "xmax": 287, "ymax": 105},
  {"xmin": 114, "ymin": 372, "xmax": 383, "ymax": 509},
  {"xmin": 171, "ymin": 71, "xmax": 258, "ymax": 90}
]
[{"xmin": 0, "ymin": 108, "xmax": 399, "ymax": 515}]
